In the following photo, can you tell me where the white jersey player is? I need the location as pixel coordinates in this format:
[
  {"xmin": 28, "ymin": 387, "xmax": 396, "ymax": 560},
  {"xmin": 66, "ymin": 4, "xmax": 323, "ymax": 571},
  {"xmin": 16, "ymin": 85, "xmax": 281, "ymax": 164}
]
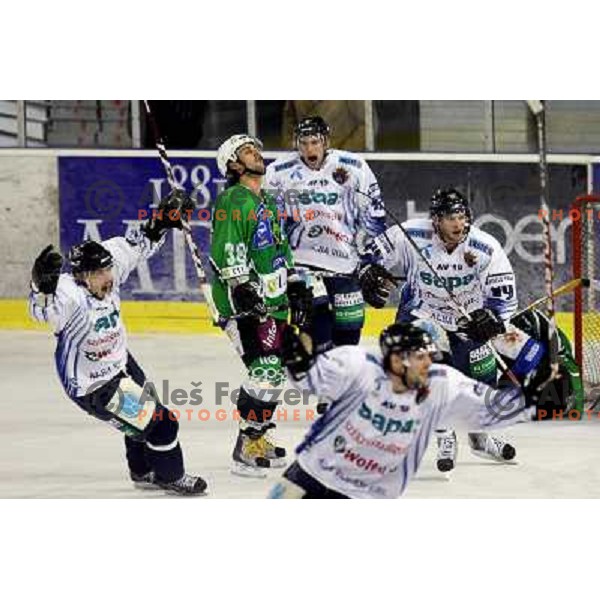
[
  {"xmin": 357, "ymin": 188, "xmax": 546, "ymax": 472},
  {"xmin": 269, "ymin": 323, "xmax": 533, "ymax": 499},
  {"xmin": 265, "ymin": 116, "xmax": 385, "ymax": 351},
  {"xmin": 28, "ymin": 190, "xmax": 207, "ymax": 495}
]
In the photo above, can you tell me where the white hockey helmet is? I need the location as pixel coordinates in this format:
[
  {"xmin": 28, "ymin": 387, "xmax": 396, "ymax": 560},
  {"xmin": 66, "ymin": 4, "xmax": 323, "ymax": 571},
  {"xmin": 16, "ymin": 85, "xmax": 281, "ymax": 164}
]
[{"xmin": 216, "ymin": 134, "xmax": 263, "ymax": 177}]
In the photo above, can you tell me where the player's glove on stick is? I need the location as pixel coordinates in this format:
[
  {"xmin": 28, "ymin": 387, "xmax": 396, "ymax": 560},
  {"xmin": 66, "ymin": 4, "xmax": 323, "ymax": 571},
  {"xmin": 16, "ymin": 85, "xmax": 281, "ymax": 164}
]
[
  {"xmin": 287, "ymin": 273, "xmax": 313, "ymax": 329},
  {"xmin": 232, "ymin": 280, "xmax": 267, "ymax": 318},
  {"xmin": 282, "ymin": 325, "xmax": 315, "ymax": 379},
  {"xmin": 457, "ymin": 308, "xmax": 505, "ymax": 344},
  {"xmin": 144, "ymin": 189, "xmax": 196, "ymax": 242},
  {"xmin": 32, "ymin": 245, "xmax": 63, "ymax": 295},
  {"xmin": 358, "ymin": 263, "xmax": 397, "ymax": 308}
]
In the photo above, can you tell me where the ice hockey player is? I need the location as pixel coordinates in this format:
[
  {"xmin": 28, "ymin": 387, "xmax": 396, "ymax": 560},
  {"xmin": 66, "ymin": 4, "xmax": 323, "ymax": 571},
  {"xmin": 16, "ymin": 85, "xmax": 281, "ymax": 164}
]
[
  {"xmin": 268, "ymin": 322, "xmax": 534, "ymax": 499},
  {"xmin": 28, "ymin": 190, "xmax": 207, "ymax": 495},
  {"xmin": 510, "ymin": 308, "xmax": 584, "ymax": 418},
  {"xmin": 265, "ymin": 116, "xmax": 386, "ymax": 353},
  {"xmin": 357, "ymin": 188, "xmax": 547, "ymax": 473},
  {"xmin": 212, "ymin": 134, "xmax": 311, "ymax": 477}
]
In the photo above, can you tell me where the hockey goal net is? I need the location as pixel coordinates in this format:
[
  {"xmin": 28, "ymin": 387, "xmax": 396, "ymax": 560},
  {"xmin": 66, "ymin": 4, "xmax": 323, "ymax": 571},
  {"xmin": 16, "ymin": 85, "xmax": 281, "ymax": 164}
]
[{"xmin": 572, "ymin": 195, "xmax": 600, "ymax": 391}]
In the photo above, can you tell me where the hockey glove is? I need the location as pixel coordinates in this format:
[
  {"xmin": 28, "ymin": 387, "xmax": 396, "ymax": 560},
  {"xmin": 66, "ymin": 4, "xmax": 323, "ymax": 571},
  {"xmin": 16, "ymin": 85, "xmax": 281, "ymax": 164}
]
[
  {"xmin": 358, "ymin": 263, "xmax": 397, "ymax": 308},
  {"xmin": 282, "ymin": 325, "xmax": 315, "ymax": 380},
  {"xmin": 144, "ymin": 189, "xmax": 196, "ymax": 242},
  {"xmin": 287, "ymin": 273, "xmax": 313, "ymax": 329},
  {"xmin": 32, "ymin": 245, "xmax": 63, "ymax": 295},
  {"xmin": 457, "ymin": 308, "xmax": 505, "ymax": 344},
  {"xmin": 232, "ymin": 281, "xmax": 267, "ymax": 318}
]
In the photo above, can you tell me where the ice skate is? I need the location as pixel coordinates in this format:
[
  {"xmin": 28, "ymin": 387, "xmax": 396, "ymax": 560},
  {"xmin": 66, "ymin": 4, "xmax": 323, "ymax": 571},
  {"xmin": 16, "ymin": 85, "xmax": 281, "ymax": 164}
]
[
  {"xmin": 130, "ymin": 470, "xmax": 161, "ymax": 490},
  {"xmin": 435, "ymin": 429, "xmax": 457, "ymax": 473},
  {"xmin": 261, "ymin": 423, "xmax": 287, "ymax": 469},
  {"xmin": 468, "ymin": 432, "xmax": 516, "ymax": 463},
  {"xmin": 158, "ymin": 473, "xmax": 208, "ymax": 496},
  {"xmin": 231, "ymin": 421, "xmax": 287, "ymax": 477}
]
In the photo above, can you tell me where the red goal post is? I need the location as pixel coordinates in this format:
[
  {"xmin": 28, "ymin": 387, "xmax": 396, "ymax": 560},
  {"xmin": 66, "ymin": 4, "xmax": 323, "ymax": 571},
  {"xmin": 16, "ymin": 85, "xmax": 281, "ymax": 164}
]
[{"xmin": 571, "ymin": 195, "xmax": 600, "ymax": 389}]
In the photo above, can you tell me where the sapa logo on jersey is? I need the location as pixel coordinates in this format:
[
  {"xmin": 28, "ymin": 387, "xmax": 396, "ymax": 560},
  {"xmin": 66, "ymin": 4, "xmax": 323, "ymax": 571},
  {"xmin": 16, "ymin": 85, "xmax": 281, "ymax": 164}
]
[
  {"xmin": 358, "ymin": 402, "xmax": 416, "ymax": 435},
  {"xmin": 419, "ymin": 272, "xmax": 475, "ymax": 291}
]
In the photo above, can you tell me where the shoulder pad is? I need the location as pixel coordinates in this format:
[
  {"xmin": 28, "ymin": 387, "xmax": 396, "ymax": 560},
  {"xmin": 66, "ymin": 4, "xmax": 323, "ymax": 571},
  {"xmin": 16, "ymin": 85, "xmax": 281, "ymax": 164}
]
[
  {"xmin": 274, "ymin": 158, "xmax": 300, "ymax": 172},
  {"xmin": 467, "ymin": 237, "xmax": 493, "ymax": 256},
  {"xmin": 427, "ymin": 367, "xmax": 447, "ymax": 379},
  {"xmin": 338, "ymin": 155, "xmax": 362, "ymax": 169},
  {"xmin": 406, "ymin": 228, "xmax": 432, "ymax": 240}
]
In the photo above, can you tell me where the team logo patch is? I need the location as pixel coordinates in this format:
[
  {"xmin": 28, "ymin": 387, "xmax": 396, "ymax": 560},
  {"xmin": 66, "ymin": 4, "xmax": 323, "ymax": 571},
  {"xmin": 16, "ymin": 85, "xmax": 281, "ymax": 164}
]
[
  {"xmin": 464, "ymin": 250, "xmax": 478, "ymax": 267},
  {"xmin": 332, "ymin": 167, "xmax": 349, "ymax": 185}
]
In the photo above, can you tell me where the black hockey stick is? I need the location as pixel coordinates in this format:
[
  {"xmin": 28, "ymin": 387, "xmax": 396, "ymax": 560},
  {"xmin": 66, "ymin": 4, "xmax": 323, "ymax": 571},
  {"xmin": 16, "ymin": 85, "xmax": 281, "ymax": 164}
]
[
  {"xmin": 142, "ymin": 100, "xmax": 221, "ymax": 323},
  {"xmin": 143, "ymin": 101, "xmax": 288, "ymax": 326},
  {"xmin": 354, "ymin": 187, "xmax": 521, "ymax": 387},
  {"xmin": 526, "ymin": 100, "xmax": 560, "ymax": 380}
]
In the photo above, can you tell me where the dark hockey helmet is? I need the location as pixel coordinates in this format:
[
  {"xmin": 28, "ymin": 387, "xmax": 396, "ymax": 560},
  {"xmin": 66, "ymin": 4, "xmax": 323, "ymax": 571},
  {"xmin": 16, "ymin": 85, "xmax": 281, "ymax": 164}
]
[
  {"xmin": 294, "ymin": 116, "xmax": 331, "ymax": 142},
  {"xmin": 68, "ymin": 240, "xmax": 113, "ymax": 274},
  {"xmin": 429, "ymin": 188, "xmax": 472, "ymax": 222},
  {"xmin": 380, "ymin": 322, "xmax": 439, "ymax": 365}
]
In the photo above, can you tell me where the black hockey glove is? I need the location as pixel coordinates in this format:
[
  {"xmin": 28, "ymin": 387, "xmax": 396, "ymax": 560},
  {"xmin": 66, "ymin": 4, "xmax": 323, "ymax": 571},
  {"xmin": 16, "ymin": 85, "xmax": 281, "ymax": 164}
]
[
  {"xmin": 457, "ymin": 308, "xmax": 505, "ymax": 344},
  {"xmin": 32, "ymin": 245, "xmax": 63, "ymax": 295},
  {"xmin": 287, "ymin": 274, "xmax": 313, "ymax": 329},
  {"xmin": 358, "ymin": 263, "xmax": 398, "ymax": 308},
  {"xmin": 282, "ymin": 326, "xmax": 315, "ymax": 380},
  {"xmin": 232, "ymin": 281, "xmax": 267, "ymax": 318},
  {"xmin": 144, "ymin": 189, "xmax": 196, "ymax": 242}
]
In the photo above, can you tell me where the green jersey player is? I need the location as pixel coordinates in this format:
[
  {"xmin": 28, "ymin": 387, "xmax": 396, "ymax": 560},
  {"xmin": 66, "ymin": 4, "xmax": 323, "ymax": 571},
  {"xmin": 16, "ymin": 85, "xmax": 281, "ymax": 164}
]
[{"xmin": 211, "ymin": 134, "xmax": 311, "ymax": 477}]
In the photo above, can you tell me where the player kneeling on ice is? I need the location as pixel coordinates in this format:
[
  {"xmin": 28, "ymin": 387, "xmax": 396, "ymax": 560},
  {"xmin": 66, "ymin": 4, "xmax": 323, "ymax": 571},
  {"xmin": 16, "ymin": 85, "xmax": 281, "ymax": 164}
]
[
  {"xmin": 268, "ymin": 323, "xmax": 533, "ymax": 499},
  {"xmin": 28, "ymin": 190, "xmax": 207, "ymax": 496},
  {"xmin": 358, "ymin": 188, "xmax": 549, "ymax": 473}
]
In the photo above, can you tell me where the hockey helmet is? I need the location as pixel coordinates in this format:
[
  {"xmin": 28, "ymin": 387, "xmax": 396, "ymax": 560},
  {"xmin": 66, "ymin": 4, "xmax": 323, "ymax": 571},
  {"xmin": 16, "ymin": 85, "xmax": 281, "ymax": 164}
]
[
  {"xmin": 380, "ymin": 322, "xmax": 439, "ymax": 363},
  {"xmin": 429, "ymin": 188, "xmax": 472, "ymax": 222},
  {"xmin": 216, "ymin": 134, "xmax": 263, "ymax": 177},
  {"xmin": 68, "ymin": 241, "xmax": 113, "ymax": 274},
  {"xmin": 294, "ymin": 116, "xmax": 331, "ymax": 143}
]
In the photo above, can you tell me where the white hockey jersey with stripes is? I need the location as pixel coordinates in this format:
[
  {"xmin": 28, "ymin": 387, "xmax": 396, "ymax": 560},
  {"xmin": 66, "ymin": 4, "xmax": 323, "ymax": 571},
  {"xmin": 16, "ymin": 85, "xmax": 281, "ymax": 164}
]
[
  {"xmin": 291, "ymin": 345, "xmax": 532, "ymax": 499},
  {"xmin": 28, "ymin": 232, "xmax": 161, "ymax": 398},
  {"xmin": 265, "ymin": 149, "xmax": 385, "ymax": 274},
  {"xmin": 371, "ymin": 219, "xmax": 518, "ymax": 330}
]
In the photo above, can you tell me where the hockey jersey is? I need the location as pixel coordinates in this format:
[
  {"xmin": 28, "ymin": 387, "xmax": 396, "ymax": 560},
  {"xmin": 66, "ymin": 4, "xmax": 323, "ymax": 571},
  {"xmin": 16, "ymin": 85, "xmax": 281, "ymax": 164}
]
[
  {"xmin": 265, "ymin": 149, "xmax": 385, "ymax": 274},
  {"xmin": 371, "ymin": 219, "xmax": 518, "ymax": 330},
  {"xmin": 28, "ymin": 231, "xmax": 162, "ymax": 399},
  {"xmin": 290, "ymin": 345, "xmax": 532, "ymax": 499}
]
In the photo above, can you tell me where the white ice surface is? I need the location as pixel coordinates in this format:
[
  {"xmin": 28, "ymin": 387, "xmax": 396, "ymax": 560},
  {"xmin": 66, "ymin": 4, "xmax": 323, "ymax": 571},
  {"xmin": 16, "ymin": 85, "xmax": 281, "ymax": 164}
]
[{"xmin": 1, "ymin": 330, "xmax": 600, "ymax": 499}]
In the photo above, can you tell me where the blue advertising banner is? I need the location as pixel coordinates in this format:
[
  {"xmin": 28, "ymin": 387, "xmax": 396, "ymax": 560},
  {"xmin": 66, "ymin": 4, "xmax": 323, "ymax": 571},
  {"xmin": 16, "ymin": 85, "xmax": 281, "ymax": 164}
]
[
  {"xmin": 58, "ymin": 155, "xmax": 588, "ymax": 305},
  {"xmin": 59, "ymin": 156, "xmax": 225, "ymax": 300}
]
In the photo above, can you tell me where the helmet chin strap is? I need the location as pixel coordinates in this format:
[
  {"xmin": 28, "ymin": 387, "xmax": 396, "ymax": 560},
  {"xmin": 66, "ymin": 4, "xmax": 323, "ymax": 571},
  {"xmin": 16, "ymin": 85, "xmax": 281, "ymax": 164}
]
[{"xmin": 234, "ymin": 154, "xmax": 264, "ymax": 178}]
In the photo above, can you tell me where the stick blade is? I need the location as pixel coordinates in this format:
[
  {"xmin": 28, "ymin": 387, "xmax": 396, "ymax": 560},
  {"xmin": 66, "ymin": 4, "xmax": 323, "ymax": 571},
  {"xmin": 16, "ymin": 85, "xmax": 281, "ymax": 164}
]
[{"xmin": 526, "ymin": 100, "xmax": 544, "ymax": 115}]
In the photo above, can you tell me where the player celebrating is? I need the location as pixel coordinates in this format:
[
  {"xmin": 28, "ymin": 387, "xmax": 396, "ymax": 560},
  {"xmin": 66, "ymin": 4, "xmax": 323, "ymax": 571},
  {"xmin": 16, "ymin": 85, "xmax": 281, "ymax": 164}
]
[
  {"xmin": 357, "ymin": 188, "xmax": 547, "ymax": 472},
  {"xmin": 265, "ymin": 116, "xmax": 386, "ymax": 353},
  {"xmin": 269, "ymin": 323, "xmax": 533, "ymax": 499},
  {"xmin": 28, "ymin": 191, "xmax": 207, "ymax": 495},
  {"xmin": 212, "ymin": 134, "xmax": 310, "ymax": 477}
]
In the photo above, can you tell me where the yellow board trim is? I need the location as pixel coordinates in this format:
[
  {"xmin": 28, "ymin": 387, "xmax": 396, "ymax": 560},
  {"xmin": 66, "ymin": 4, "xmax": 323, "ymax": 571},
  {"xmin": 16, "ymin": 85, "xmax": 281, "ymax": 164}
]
[{"xmin": 0, "ymin": 299, "xmax": 575, "ymax": 340}]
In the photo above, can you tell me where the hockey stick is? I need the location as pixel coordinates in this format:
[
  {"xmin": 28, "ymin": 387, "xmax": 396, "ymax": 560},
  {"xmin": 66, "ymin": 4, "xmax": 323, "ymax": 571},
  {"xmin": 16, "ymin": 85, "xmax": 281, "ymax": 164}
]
[
  {"xmin": 526, "ymin": 100, "xmax": 560, "ymax": 379},
  {"xmin": 354, "ymin": 188, "xmax": 522, "ymax": 387},
  {"xmin": 510, "ymin": 277, "xmax": 591, "ymax": 322},
  {"xmin": 142, "ymin": 100, "xmax": 220, "ymax": 324}
]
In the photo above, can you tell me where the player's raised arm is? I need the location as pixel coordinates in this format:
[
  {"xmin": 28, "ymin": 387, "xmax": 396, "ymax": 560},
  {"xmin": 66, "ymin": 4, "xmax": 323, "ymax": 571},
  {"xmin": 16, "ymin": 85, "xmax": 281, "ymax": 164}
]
[
  {"xmin": 28, "ymin": 245, "xmax": 76, "ymax": 330},
  {"xmin": 104, "ymin": 189, "xmax": 195, "ymax": 286},
  {"xmin": 440, "ymin": 366, "xmax": 534, "ymax": 432},
  {"xmin": 281, "ymin": 327, "xmax": 362, "ymax": 404}
]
